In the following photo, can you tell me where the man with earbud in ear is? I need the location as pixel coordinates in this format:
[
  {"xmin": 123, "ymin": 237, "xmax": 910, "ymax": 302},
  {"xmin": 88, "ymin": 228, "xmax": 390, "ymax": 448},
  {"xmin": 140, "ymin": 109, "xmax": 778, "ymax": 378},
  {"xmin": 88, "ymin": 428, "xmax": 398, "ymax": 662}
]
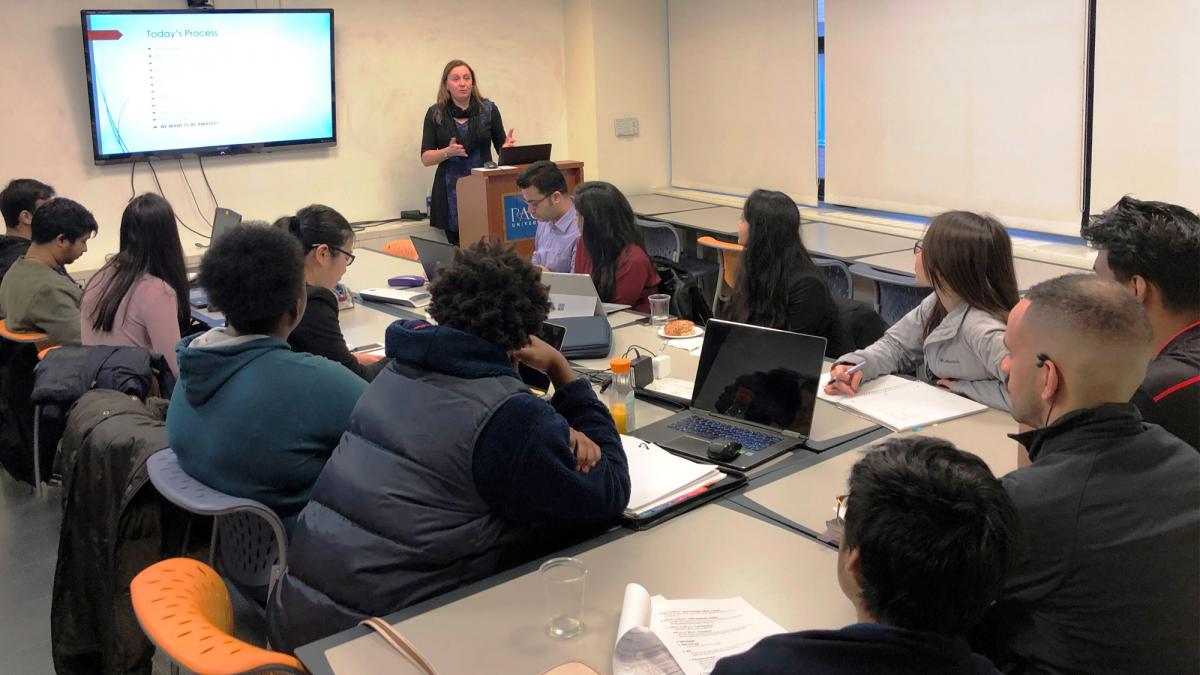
[{"xmin": 972, "ymin": 274, "xmax": 1199, "ymax": 674}]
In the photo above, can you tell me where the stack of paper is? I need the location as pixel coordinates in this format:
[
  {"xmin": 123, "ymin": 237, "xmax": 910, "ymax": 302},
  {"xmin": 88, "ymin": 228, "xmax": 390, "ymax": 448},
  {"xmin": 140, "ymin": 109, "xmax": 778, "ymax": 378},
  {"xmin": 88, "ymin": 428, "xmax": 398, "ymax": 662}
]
[
  {"xmin": 622, "ymin": 436, "xmax": 722, "ymax": 518},
  {"xmin": 817, "ymin": 373, "xmax": 988, "ymax": 431},
  {"xmin": 613, "ymin": 583, "xmax": 786, "ymax": 675}
]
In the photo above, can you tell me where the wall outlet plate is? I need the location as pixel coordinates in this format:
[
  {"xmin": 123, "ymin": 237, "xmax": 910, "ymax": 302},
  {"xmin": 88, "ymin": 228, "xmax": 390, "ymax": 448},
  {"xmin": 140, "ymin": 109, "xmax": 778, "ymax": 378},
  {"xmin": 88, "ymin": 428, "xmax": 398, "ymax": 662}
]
[{"xmin": 614, "ymin": 117, "xmax": 639, "ymax": 138}]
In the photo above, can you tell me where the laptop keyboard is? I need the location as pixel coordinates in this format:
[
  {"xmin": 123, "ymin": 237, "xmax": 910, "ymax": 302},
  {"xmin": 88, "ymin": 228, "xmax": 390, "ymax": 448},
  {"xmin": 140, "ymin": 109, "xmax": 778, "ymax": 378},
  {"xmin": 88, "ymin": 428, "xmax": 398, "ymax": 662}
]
[{"xmin": 668, "ymin": 416, "xmax": 782, "ymax": 452}]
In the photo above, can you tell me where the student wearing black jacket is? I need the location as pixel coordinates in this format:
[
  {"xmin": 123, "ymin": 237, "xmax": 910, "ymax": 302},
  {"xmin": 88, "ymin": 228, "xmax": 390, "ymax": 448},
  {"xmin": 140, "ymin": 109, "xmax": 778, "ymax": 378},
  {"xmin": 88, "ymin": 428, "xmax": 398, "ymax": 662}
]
[
  {"xmin": 1082, "ymin": 196, "xmax": 1200, "ymax": 450},
  {"xmin": 714, "ymin": 436, "xmax": 1017, "ymax": 675},
  {"xmin": 275, "ymin": 204, "xmax": 387, "ymax": 381},
  {"xmin": 982, "ymin": 274, "xmax": 1200, "ymax": 673},
  {"xmin": 724, "ymin": 189, "xmax": 845, "ymax": 356}
]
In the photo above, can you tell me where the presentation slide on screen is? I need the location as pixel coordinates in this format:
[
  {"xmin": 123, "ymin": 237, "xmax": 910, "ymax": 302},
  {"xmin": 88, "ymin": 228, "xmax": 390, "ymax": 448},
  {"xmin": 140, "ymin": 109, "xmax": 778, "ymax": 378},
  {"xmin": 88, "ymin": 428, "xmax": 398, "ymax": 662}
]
[{"xmin": 84, "ymin": 12, "xmax": 333, "ymax": 157}]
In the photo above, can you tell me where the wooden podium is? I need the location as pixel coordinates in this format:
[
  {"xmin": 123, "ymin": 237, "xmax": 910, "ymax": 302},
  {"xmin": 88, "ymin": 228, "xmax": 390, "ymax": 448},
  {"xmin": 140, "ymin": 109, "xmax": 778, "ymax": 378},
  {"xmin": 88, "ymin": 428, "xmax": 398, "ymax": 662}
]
[{"xmin": 456, "ymin": 160, "xmax": 584, "ymax": 257}]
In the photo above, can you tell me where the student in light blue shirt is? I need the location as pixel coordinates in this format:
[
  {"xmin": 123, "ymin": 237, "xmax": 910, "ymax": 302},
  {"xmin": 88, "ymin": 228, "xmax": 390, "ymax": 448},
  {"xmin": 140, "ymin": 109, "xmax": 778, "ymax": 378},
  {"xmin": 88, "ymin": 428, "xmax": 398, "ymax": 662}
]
[{"xmin": 518, "ymin": 160, "xmax": 579, "ymax": 273}]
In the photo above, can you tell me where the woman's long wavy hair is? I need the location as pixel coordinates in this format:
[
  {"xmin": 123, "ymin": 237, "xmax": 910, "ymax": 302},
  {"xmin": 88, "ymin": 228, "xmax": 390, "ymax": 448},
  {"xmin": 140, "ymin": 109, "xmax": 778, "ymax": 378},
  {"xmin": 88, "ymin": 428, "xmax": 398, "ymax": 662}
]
[
  {"xmin": 919, "ymin": 211, "xmax": 1020, "ymax": 338},
  {"xmin": 728, "ymin": 189, "xmax": 818, "ymax": 329},
  {"xmin": 434, "ymin": 59, "xmax": 486, "ymax": 123},
  {"xmin": 86, "ymin": 192, "xmax": 189, "ymax": 333},
  {"xmin": 574, "ymin": 181, "xmax": 647, "ymax": 302}
]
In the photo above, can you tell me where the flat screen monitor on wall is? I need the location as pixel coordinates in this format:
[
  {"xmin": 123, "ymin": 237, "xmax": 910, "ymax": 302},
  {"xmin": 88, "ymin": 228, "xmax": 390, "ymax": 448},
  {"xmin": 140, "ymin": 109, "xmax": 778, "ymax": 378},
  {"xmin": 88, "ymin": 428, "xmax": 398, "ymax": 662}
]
[{"xmin": 81, "ymin": 9, "xmax": 335, "ymax": 165}]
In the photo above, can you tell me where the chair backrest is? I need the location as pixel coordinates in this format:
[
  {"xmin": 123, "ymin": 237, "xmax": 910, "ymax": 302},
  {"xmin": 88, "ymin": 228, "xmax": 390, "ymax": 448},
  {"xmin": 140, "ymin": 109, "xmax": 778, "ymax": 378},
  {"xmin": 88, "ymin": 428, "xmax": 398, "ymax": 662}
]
[
  {"xmin": 0, "ymin": 319, "xmax": 49, "ymax": 345},
  {"xmin": 813, "ymin": 257, "xmax": 852, "ymax": 299},
  {"xmin": 383, "ymin": 239, "xmax": 420, "ymax": 260},
  {"xmin": 848, "ymin": 263, "xmax": 933, "ymax": 325},
  {"xmin": 131, "ymin": 558, "xmax": 306, "ymax": 675},
  {"xmin": 636, "ymin": 218, "xmax": 682, "ymax": 263},
  {"xmin": 696, "ymin": 236, "xmax": 743, "ymax": 289},
  {"xmin": 146, "ymin": 449, "xmax": 288, "ymax": 594}
]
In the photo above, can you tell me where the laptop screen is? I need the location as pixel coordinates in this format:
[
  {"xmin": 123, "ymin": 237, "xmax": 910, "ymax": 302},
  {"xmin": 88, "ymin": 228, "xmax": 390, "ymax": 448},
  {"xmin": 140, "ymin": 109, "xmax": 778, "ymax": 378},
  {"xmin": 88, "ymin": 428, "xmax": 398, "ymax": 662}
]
[
  {"xmin": 410, "ymin": 236, "xmax": 457, "ymax": 281},
  {"xmin": 691, "ymin": 320, "xmax": 826, "ymax": 436}
]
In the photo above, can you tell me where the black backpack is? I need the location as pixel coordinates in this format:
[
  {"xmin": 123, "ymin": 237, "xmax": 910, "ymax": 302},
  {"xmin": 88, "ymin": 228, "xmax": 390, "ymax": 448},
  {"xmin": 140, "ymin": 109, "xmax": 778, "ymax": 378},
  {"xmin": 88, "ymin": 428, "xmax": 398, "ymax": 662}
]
[{"xmin": 652, "ymin": 256, "xmax": 713, "ymax": 324}]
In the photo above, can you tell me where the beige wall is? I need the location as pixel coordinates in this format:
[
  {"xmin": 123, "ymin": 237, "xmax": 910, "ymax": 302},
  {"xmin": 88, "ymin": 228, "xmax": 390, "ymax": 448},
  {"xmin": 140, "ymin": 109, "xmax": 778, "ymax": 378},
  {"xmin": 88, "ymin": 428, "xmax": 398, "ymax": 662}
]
[
  {"xmin": 562, "ymin": 0, "xmax": 670, "ymax": 195},
  {"xmin": 0, "ymin": 0, "xmax": 569, "ymax": 269}
]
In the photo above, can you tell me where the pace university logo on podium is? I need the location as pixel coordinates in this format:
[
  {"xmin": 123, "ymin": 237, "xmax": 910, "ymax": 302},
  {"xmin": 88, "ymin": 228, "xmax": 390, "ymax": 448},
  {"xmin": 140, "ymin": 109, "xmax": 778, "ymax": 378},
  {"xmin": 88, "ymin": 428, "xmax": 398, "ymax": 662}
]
[{"xmin": 502, "ymin": 193, "xmax": 538, "ymax": 241}]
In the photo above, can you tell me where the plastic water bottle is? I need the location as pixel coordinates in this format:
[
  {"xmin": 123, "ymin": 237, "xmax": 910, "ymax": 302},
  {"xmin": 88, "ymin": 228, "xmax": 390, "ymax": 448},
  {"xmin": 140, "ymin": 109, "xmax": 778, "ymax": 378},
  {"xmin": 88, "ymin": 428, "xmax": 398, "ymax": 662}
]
[{"xmin": 608, "ymin": 357, "xmax": 635, "ymax": 433}]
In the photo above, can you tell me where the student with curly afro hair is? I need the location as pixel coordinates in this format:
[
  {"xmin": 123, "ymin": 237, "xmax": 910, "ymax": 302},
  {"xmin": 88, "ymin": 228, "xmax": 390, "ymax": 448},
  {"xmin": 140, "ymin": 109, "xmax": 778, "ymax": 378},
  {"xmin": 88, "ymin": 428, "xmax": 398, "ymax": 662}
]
[
  {"xmin": 167, "ymin": 223, "xmax": 367, "ymax": 538},
  {"xmin": 268, "ymin": 240, "xmax": 632, "ymax": 652}
]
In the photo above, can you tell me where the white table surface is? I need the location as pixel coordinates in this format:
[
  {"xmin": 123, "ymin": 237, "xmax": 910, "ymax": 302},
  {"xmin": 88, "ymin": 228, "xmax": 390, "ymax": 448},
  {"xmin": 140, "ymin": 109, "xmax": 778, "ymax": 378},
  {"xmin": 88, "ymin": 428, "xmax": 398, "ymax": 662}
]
[
  {"xmin": 306, "ymin": 506, "xmax": 856, "ymax": 675},
  {"xmin": 626, "ymin": 193, "xmax": 721, "ymax": 216},
  {"xmin": 743, "ymin": 406, "xmax": 1020, "ymax": 535}
]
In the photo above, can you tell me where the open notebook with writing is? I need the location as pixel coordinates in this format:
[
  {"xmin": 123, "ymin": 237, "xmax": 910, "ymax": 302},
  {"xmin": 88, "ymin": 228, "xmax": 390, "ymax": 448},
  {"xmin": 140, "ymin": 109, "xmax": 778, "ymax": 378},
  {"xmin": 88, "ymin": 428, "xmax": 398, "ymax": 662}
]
[{"xmin": 817, "ymin": 373, "xmax": 988, "ymax": 431}]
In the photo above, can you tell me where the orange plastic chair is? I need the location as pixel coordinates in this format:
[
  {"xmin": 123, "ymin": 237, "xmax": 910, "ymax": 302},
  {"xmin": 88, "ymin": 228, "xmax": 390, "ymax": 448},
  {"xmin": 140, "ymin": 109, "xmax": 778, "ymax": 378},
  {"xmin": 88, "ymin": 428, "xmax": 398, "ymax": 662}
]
[
  {"xmin": 0, "ymin": 318, "xmax": 50, "ymax": 347},
  {"xmin": 383, "ymin": 239, "xmax": 419, "ymax": 261},
  {"xmin": 696, "ymin": 236, "xmax": 744, "ymax": 315},
  {"xmin": 131, "ymin": 558, "xmax": 306, "ymax": 675}
]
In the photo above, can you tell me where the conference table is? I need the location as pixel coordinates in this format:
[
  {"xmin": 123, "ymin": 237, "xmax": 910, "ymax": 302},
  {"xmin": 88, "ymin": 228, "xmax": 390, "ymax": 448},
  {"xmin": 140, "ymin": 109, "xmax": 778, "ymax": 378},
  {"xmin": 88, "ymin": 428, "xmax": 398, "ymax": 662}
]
[
  {"xmin": 733, "ymin": 407, "xmax": 1020, "ymax": 544},
  {"xmin": 854, "ymin": 248, "xmax": 1086, "ymax": 291},
  {"xmin": 626, "ymin": 193, "xmax": 719, "ymax": 217},
  {"xmin": 300, "ymin": 505, "xmax": 855, "ymax": 675}
]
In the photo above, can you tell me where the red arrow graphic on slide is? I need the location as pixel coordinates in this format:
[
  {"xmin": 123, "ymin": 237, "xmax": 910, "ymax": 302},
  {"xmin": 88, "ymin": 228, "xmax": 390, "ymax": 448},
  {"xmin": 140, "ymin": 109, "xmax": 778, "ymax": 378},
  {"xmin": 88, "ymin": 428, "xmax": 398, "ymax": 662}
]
[{"xmin": 87, "ymin": 30, "xmax": 123, "ymax": 41}]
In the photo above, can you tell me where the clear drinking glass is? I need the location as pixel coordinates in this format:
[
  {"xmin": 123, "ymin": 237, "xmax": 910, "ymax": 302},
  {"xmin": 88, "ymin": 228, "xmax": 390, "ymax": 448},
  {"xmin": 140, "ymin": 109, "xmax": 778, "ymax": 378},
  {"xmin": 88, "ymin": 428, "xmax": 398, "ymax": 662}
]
[
  {"xmin": 539, "ymin": 557, "xmax": 587, "ymax": 639},
  {"xmin": 648, "ymin": 294, "xmax": 671, "ymax": 326}
]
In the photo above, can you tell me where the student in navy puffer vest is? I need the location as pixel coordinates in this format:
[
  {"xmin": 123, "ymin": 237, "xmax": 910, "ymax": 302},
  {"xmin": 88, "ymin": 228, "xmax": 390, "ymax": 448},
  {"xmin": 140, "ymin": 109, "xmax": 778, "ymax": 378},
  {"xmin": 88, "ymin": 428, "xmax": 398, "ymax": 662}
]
[{"xmin": 267, "ymin": 240, "xmax": 631, "ymax": 653}]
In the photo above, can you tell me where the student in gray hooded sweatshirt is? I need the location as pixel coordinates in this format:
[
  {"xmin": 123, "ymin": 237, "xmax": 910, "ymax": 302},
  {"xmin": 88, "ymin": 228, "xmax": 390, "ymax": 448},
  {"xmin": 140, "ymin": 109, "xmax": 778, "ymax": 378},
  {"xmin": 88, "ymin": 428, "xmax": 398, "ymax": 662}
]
[{"xmin": 826, "ymin": 211, "xmax": 1018, "ymax": 411}]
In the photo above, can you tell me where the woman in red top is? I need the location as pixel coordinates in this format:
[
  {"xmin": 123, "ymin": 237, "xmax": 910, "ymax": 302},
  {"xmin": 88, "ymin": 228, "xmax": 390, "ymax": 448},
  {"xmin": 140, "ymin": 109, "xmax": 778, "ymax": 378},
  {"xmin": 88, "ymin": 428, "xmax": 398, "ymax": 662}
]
[{"xmin": 573, "ymin": 181, "xmax": 660, "ymax": 313}]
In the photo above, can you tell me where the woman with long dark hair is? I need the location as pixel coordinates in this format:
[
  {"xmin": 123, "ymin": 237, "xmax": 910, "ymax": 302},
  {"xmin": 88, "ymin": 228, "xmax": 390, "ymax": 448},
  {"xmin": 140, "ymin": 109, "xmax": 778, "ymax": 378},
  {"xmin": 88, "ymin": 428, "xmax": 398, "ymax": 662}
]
[
  {"xmin": 572, "ymin": 181, "xmax": 660, "ymax": 313},
  {"xmin": 82, "ymin": 192, "xmax": 189, "ymax": 374},
  {"xmin": 420, "ymin": 59, "xmax": 515, "ymax": 245},
  {"xmin": 275, "ymin": 204, "xmax": 386, "ymax": 381},
  {"xmin": 825, "ymin": 211, "xmax": 1020, "ymax": 410},
  {"xmin": 726, "ymin": 189, "xmax": 842, "ymax": 355}
]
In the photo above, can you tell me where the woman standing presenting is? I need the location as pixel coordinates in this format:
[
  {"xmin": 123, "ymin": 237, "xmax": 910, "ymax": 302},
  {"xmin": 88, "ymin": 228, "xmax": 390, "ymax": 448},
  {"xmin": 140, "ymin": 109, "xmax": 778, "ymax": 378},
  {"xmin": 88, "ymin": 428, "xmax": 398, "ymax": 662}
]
[{"xmin": 421, "ymin": 59, "xmax": 515, "ymax": 245}]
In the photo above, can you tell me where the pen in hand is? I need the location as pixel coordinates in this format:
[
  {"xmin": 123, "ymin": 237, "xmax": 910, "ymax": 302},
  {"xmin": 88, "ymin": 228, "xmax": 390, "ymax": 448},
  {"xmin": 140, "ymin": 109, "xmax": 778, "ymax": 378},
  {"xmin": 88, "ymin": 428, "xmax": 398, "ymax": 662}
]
[{"xmin": 837, "ymin": 362, "xmax": 866, "ymax": 382}]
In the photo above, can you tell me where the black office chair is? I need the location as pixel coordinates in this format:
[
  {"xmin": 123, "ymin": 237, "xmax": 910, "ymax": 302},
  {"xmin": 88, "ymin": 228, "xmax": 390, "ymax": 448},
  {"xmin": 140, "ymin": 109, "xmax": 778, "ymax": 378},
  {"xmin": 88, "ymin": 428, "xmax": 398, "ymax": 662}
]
[
  {"xmin": 849, "ymin": 263, "xmax": 932, "ymax": 326},
  {"xmin": 813, "ymin": 256, "xmax": 852, "ymax": 300}
]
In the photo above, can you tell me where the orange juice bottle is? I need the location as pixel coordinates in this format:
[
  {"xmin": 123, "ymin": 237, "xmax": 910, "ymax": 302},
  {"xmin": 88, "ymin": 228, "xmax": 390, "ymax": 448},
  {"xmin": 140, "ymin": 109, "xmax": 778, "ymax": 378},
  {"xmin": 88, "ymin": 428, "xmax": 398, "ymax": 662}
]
[{"xmin": 608, "ymin": 357, "xmax": 635, "ymax": 434}]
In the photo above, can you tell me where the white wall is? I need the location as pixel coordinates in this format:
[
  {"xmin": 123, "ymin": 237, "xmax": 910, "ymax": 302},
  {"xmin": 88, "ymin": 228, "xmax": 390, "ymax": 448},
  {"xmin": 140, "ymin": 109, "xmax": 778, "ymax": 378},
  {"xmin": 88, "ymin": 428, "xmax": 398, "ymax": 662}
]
[
  {"xmin": 0, "ymin": 0, "xmax": 569, "ymax": 269},
  {"xmin": 563, "ymin": 0, "xmax": 670, "ymax": 194}
]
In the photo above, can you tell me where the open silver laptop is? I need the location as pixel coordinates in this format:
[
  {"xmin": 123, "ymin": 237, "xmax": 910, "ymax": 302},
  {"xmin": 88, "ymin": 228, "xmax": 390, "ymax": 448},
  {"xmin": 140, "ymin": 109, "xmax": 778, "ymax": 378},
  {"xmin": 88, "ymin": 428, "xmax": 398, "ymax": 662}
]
[{"xmin": 542, "ymin": 272, "xmax": 630, "ymax": 319}]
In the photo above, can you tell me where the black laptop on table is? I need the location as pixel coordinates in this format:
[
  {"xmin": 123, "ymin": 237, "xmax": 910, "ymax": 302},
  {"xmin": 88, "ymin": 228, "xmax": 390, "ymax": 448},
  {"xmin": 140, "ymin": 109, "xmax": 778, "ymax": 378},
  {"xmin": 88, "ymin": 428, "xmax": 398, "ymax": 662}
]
[
  {"xmin": 636, "ymin": 319, "xmax": 827, "ymax": 471},
  {"xmin": 410, "ymin": 235, "xmax": 457, "ymax": 282}
]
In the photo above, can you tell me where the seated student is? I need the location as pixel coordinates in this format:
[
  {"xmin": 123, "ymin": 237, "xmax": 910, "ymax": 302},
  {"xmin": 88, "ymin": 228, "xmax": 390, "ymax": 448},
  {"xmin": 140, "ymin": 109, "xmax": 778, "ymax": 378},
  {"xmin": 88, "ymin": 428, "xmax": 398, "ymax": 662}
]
[
  {"xmin": 275, "ymin": 204, "xmax": 386, "ymax": 381},
  {"xmin": 976, "ymin": 274, "xmax": 1200, "ymax": 673},
  {"xmin": 725, "ymin": 189, "xmax": 844, "ymax": 356},
  {"xmin": 0, "ymin": 178, "xmax": 55, "ymax": 283},
  {"xmin": 81, "ymin": 193, "xmax": 190, "ymax": 375},
  {"xmin": 1081, "ymin": 196, "xmax": 1200, "ymax": 450},
  {"xmin": 572, "ymin": 181, "xmax": 660, "ymax": 313},
  {"xmin": 166, "ymin": 224, "xmax": 367, "ymax": 533},
  {"xmin": 267, "ymin": 240, "xmax": 631, "ymax": 652},
  {"xmin": 0, "ymin": 197, "xmax": 96, "ymax": 344},
  {"xmin": 517, "ymin": 160, "xmax": 578, "ymax": 273},
  {"xmin": 825, "ymin": 211, "xmax": 1018, "ymax": 411},
  {"xmin": 714, "ymin": 436, "xmax": 1018, "ymax": 675}
]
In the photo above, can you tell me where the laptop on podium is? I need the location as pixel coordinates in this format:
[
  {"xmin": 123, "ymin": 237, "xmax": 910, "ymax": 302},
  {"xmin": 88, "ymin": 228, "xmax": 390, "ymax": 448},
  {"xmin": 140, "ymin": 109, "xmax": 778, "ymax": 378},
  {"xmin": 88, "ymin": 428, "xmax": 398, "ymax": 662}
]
[
  {"xmin": 636, "ymin": 320, "xmax": 827, "ymax": 471},
  {"xmin": 498, "ymin": 143, "xmax": 551, "ymax": 165}
]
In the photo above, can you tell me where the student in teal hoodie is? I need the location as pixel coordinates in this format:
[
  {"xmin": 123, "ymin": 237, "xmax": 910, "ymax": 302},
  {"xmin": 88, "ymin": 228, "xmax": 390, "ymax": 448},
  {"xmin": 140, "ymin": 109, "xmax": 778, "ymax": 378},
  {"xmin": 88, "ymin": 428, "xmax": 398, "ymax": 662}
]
[{"xmin": 167, "ymin": 223, "xmax": 366, "ymax": 534}]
